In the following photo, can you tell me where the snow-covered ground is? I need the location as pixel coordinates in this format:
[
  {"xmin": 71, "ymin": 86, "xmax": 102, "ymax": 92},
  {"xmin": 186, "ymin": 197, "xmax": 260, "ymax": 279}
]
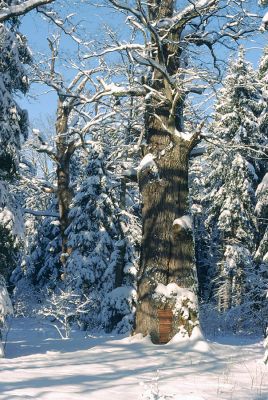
[{"xmin": 0, "ymin": 318, "xmax": 267, "ymax": 400}]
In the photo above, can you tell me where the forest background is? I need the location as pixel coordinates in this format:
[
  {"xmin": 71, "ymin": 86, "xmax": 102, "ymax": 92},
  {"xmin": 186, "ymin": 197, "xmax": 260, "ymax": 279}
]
[{"xmin": 0, "ymin": 0, "xmax": 268, "ymax": 354}]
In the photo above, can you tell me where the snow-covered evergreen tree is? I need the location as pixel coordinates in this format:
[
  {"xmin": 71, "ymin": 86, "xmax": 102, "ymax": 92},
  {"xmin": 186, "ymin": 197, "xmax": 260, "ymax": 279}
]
[
  {"xmin": 190, "ymin": 154, "xmax": 212, "ymax": 302},
  {"xmin": 255, "ymin": 47, "xmax": 268, "ymax": 336},
  {"xmin": 0, "ymin": 7, "xmax": 31, "ymax": 281},
  {"xmin": 0, "ymin": 182, "xmax": 24, "ymax": 280},
  {"xmin": 12, "ymin": 196, "xmax": 62, "ymax": 315},
  {"xmin": 65, "ymin": 142, "xmax": 140, "ymax": 333},
  {"xmin": 255, "ymin": 173, "xmax": 268, "ymax": 264},
  {"xmin": 203, "ymin": 48, "xmax": 266, "ymax": 331},
  {"xmin": 0, "ymin": 14, "xmax": 30, "ymax": 174},
  {"xmin": 254, "ymin": 172, "xmax": 268, "ymax": 335}
]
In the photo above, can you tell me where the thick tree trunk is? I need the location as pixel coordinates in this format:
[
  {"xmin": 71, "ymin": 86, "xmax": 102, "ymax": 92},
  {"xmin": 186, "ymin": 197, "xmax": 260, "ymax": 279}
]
[
  {"xmin": 136, "ymin": 126, "xmax": 197, "ymax": 342},
  {"xmin": 135, "ymin": 0, "xmax": 198, "ymax": 343}
]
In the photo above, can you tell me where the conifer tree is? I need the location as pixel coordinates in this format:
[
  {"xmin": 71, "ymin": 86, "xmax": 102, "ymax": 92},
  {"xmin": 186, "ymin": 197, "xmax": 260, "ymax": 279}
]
[
  {"xmin": 255, "ymin": 47, "xmax": 268, "ymax": 336},
  {"xmin": 0, "ymin": 7, "xmax": 31, "ymax": 280},
  {"xmin": 256, "ymin": 47, "xmax": 268, "ymax": 267},
  {"xmin": 65, "ymin": 142, "xmax": 140, "ymax": 333},
  {"xmin": 204, "ymin": 49, "xmax": 265, "ymax": 330}
]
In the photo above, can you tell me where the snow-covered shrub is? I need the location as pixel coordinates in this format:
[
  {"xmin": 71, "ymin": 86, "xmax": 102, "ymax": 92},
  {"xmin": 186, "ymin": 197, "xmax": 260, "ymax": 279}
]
[
  {"xmin": 38, "ymin": 288, "xmax": 91, "ymax": 339},
  {"xmin": 139, "ymin": 371, "xmax": 172, "ymax": 400}
]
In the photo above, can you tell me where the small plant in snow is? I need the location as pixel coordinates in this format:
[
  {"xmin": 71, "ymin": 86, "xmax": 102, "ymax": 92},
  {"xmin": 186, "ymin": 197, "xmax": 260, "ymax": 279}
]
[
  {"xmin": 139, "ymin": 371, "xmax": 173, "ymax": 400},
  {"xmin": 38, "ymin": 288, "xmax": 91, "ymax": 339}
]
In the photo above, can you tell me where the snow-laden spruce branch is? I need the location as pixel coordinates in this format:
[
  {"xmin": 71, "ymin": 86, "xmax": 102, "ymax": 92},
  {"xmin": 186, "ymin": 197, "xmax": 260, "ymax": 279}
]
[
  {"xmin": 20, "ymin": 173, "xmax": 57, "ymax": 194},
  {"xmin": 0, "ymin": 0, "xmax": 54, "ymax": 22}
]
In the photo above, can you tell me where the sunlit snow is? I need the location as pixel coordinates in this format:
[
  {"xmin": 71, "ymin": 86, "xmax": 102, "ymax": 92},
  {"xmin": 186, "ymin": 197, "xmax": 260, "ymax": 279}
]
[{"xmin": 0, "ymin": 318, "xmax": 267, "ymax": 399}]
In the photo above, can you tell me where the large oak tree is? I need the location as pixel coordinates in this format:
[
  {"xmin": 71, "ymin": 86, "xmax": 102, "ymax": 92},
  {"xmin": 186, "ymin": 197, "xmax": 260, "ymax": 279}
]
[{"xmin": 104, "ymin": 0, "xmax": 258, "ymax": 342}]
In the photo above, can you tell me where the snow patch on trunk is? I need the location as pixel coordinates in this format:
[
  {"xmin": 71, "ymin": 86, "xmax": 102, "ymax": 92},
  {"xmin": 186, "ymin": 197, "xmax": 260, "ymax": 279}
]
[
  {"xmin": 153, "ymin": 283, "xmax": 198, "ymax": 340},
  {"xmin": 173, "ymin": 215, "xmax": 193, "ymax": 231},
  {"xmin": 174, "ymin": 129, "xmax": 193, "ymax": 141},
  {"xmin": 154, "ymin": 283, "xmax": 197, "ymax": 306},
  {"xmin": 137, "ymin": 153, "xmax": 158, "ymax": 173}
]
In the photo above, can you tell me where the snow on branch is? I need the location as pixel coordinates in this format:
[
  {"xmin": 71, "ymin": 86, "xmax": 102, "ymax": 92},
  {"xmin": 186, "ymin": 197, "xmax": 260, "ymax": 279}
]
[
  {"xmin": 0, "ymin": 0, "xmax": 54, "ymax": 22},
  {"xmin": 23, "ymin": 209, "xmax": 59, "ymax": 218},
  {"xmin": 87, "ymin": 79, "xmax": 146, "ymax": 101},
  {"xmin": 168, "ymin": 0, "xmax": 219, "ymax": 31},
  {"xmin": 20, "ymin": 175, "xmax": 57, "ymax": 194},
  {"xmin": 83, "ymin": 44, "xmax": 145, "ymax": 59},
  {"xmin": 38, "ymin": 289, "xmax": 91, "ymax": 339},
  {"xmin": 261, "ymin": 11, "xmax": 268, "ymax": 31},
  {"xmin": 32, "ymin": 129, "xmax": 57, "ymax": 161}
]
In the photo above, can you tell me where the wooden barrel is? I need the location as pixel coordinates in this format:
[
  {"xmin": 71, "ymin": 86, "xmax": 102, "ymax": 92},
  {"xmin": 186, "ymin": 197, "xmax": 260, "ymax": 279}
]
[{"xmin": 157, "ymin": 309, "xmax": 173, "ymax": 344}]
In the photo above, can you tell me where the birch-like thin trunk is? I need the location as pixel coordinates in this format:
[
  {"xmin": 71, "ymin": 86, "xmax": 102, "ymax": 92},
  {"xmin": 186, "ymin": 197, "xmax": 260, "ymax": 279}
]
[{"xmin": 55, "ymin": 99, "xmax": 73, "ymax": 260}]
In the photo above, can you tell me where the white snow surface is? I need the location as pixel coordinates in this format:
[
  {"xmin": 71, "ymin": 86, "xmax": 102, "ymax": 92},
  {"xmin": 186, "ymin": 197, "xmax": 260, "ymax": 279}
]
[
  {"xmin": 173, "ymin": 215, "xmax": 193, "ymax": 230},
  {"xmin": 0, "ymin": 317, "xmax": 267, "ymax": 399}
]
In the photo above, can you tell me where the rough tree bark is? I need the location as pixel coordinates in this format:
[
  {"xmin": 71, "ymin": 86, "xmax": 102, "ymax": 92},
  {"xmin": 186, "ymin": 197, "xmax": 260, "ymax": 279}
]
[{"xmin": 135, "ymin": 0, "xmax": 199, "ymax": 343}]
